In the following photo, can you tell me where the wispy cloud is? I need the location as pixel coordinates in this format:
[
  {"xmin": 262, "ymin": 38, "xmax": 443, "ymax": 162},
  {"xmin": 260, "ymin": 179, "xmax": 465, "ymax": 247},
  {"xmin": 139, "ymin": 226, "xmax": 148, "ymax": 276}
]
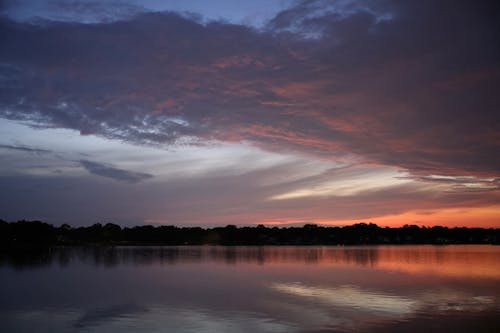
[
  {"xmin": 80, "ymin": 160, "xmax": 153, "ymax": 183},
  {"xmin": 405, "ymin": 174, "xmax": 500, "ymax": 192},
  {"xmin": 0, "ymin": 144, "xmax": 51, "ymax": 154}
]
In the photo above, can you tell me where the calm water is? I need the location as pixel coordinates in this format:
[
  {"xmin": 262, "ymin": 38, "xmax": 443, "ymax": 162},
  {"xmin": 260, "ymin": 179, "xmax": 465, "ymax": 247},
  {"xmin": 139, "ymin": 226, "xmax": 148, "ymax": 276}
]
[{"xmin": 0, "ymin": 245, "xmax": 499, "ymax": 333}]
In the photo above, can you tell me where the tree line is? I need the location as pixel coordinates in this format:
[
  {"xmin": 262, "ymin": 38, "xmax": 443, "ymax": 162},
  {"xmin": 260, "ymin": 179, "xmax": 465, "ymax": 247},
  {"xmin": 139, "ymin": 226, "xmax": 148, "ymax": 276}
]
[{"xmin": 1, "ymin": 219, "xmax": 499, "ymax": 246}]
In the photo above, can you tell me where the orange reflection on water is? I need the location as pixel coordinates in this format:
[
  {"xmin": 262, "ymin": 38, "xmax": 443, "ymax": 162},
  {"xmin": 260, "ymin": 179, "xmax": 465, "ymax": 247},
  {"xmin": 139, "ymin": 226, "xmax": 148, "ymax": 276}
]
[
  {"xmin": 4, "ymin": 245, "xmax": 498, "ymax": 280},
  {"xmin": 364, "ymin": 245, "xmax": 500, "ymax": 279},
  {"xmin": 192, "ymin": 245, "xmax": 500, "ymax": 279},
  {"xmin": 266, "ymin": 245, "xmax": 500, "ymax": 279}
]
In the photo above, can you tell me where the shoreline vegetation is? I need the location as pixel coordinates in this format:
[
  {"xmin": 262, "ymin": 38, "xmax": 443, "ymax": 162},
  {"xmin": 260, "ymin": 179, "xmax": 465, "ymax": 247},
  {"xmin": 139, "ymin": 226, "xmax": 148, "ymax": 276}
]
[{"xmin": 1, "ymin": 219, "xmax": 499, "ymax": 247}]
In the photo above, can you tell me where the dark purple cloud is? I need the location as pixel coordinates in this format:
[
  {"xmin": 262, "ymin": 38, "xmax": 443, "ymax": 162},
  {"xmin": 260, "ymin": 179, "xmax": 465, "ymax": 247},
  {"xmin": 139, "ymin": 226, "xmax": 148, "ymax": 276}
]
[
  {"xmin": 79, "ymin": 160, "xmax": 153, "ymax": 183},
  {"xmin": 0, "ymin": 0, "xmax": 499, "ymax": 179}
]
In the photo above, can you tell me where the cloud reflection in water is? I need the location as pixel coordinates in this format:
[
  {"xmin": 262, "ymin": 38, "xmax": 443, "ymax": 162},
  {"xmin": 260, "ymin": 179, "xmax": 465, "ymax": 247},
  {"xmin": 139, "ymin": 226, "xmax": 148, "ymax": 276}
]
[
  {"xmin": 271, "ymin": 283, "xmax": 416, "ymax": 315},
  {"xmin": 270, "ymin": 281, "xmax": 497, "ymax": 330},
  {"xmin": 0, "ymin": 246, "xmax": 498, "ymax": 332}
]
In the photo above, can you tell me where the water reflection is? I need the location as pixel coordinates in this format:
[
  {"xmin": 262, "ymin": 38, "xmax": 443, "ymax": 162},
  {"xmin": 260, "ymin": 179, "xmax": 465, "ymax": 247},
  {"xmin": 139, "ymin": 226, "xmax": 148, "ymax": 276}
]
[
  {"xmin": 272, "ymin": 282, "xmax": 496, "ymax": 316},
  {"xmin": 271, "ymin": 283, "xmax": 417, "ymax": 315},
  {"xmin": 3, "ymin": 306, "xmax": 296, "ymax": 333},
  {"xmin": 0, "ymin": 246, "xmax": 499, "ymax": 332},
  {"xmin": 1, "ymin": 245, "xmax": 499, "ymax": 278}
]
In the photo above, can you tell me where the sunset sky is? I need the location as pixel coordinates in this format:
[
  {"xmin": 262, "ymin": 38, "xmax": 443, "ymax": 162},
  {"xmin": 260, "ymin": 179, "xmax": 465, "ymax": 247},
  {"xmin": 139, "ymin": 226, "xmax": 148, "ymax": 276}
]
[{"xmin": 0, "ymin": 0, "xmax": 499, "ymax": 227}]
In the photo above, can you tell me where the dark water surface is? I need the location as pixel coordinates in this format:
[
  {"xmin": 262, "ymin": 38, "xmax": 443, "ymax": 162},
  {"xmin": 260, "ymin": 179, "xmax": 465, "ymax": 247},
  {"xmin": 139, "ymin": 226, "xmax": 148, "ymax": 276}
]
[{"xmin": 0, "ymin": 245, "xmax": 499, "ymax": 332}]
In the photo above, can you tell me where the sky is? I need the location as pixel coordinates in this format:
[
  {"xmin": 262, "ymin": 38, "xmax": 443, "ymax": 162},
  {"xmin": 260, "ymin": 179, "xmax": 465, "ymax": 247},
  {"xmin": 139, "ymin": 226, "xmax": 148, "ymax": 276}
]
[{"xmin": 0, "ymin": 0, "xmax": 499, "ymax": 227}]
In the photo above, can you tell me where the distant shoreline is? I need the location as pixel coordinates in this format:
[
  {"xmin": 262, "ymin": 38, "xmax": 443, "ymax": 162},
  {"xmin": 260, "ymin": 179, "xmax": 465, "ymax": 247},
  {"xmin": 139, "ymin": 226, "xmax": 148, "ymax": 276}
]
[{"xmin": 1, "ymin": 220, "xmax": 498, "ymax": 247}]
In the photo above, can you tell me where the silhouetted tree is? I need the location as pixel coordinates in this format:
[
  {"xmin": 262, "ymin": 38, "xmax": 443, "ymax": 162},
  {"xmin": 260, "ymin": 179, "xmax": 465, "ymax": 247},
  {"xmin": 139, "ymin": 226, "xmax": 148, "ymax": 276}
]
[{"xmin": 0, "ymin": 219, "xmax": 498, "ymax": 247}]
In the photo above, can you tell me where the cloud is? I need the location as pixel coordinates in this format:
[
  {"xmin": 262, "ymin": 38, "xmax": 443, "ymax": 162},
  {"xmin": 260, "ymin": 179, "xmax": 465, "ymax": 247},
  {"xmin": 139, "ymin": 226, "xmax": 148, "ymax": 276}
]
[
  {"xmin": 0, "ymin": 144, "xmax": 51, "ymax": 154},
  {"xmin": 1, "ymin": 0, "xmax": 145, "ymax": 24},
  {"xmin": 79, "ymin": 160, "xmax": 153, "ymax": 183},
  {"xmin": 0, "ymin": 1, "xmax": 498, "ymax": 179},
  {"xmin": 1, "ymin": 153, "xmax": 499, "ymax": 226},
  {"xmin": 405, "ymin": 174, "xmax": 500, "ymax": 193}
]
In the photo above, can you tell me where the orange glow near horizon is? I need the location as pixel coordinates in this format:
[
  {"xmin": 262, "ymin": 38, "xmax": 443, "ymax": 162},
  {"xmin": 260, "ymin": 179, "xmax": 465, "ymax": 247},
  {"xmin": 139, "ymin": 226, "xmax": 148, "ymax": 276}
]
[
  {"xmin": 258, "ymin": 205, "xmax": 500, "ymax": 228},
  {"xmin": 351, "ymin": 205, "xmax": 500, "ymax": 228}
]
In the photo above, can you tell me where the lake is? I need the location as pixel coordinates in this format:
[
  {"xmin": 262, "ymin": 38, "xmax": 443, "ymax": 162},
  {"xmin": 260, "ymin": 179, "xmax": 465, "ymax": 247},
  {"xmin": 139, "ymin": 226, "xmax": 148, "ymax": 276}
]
[{"xmin": 0, "ymin": 245, "xmax": 499, "ymax": 332}]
